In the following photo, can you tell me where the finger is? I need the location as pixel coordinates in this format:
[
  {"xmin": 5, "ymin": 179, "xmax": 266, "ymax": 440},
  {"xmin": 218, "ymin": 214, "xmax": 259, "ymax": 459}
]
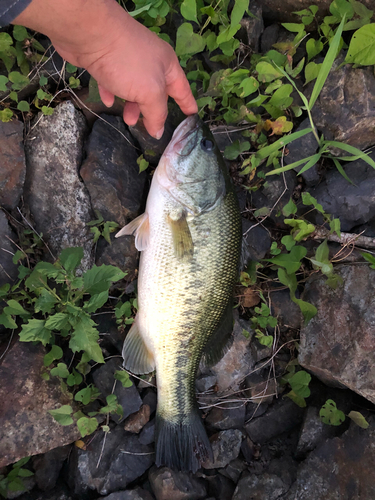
[
  {"xmin": 139, "ymin": 91, "xmax": 168, "ymax": 140},
  {"xmin": 123, "ymin": 101, "xmax": 141, "ymax": 127},
  {"xmin": 98, "ymin": 84, "xmax": 115, "ymax": 108},
  {"xmin": 166, "ymin": 64, "xmax": 198, "ymax": 116}
]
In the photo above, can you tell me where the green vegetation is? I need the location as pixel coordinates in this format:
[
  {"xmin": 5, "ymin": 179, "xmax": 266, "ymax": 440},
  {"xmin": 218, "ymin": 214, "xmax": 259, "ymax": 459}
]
[{"xmin": 0, "ymin": 458, "xmax": 33, "ymax": 498}]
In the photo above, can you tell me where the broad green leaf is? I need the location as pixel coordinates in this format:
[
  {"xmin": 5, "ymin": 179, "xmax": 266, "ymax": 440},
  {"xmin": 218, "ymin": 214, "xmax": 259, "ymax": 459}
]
[
  {"xmin": 223, "ymin": 140, "xmax": 250, "ymax": 160},
  {"xmin": 75, "ymin": 385, "xmax": 100, "ymax": 405},
  {"xmin": 114, "ymin": 370, "xmax": 133, "ymax": 388},
  {"xmin": 19, "ymin": 319, "xmax": 51, "ymax": 346},
  {"xmin": 309, "ymin": 16, "xmax": 346, "ymax": 110},
  {"xmin": 59, "ymin": 247, "xmax": 84, "ymax": 272},
  {"xmin": 17, "ymin": 100, "xmax": 30, "ymax": 113},
  {"xmin": 268, "ymin": 84, "xmax": 293, "ymax": 109},
  {"xmin": 281, "ymin": 235, "xmax": 296, "ymax": 251},
  {"xmin": 8, "ymin": 71, "xmax": 29, "ymax": 91},
  {"xmin": 77, "ymin": 416, "xmax": 98, "ymax": 437},
  {"xmin": 50, "ymin": 362, "xmax": 70, "ymax": 378},
  {"xmin": 42, "ymin": 106, "xmax": 54, "ymax": 116},
  {"xmin": 293, "ymin": 298, "xmax": 317, "ymax": 323},
  {"xmin": 282, "ymin": 23, "xmax": 305, "ymax": 33},
  {"xmin": 129, "ymin": 3, "xmax": 152, "ymax": 17},
  {"xmin": 265, "ymin": 245, "xmax": 307, "ymax": 274},
  {"xmin": 45, "ymin": 312, "xmax": 70, "ymax": 330},
  {"xmin": 137, "ymin": 154, "xmax": 149, "ymax": 174},
  {"xmin": 320, "ymin": 399, "xmax": 345, "ymax": 426},
  {"xmin": 256, "ymin": 61, "xmax": 283, "ymax": 82},
  {"xmin": 4, "ymin": 299, "xmax": 29, "ymax": 317},
  {"xmin": 348, "ymin": 411, "xmax": 369, "ymax": 429},
  {"xmin": 34, "ymin": 261, "xmax": 62, "ymax": 278},
  {"xmin": 34, "ymin": 288, "xmax": 57, "ymax": 314},
  {"xmin": 48, "ymin": 405, "xmax": 73, "ymax": 426},
  {"xmin": 306, "ymin": 38, "xmax": 324, "ymax": 61},
  {"xmin": 284, "ymin": 219, "xmax": 315, "ymax": 241},
  {"xmin": 180, "ymin": 0, "xmax": 197, "ymax": 22},
  {"xmin": 0, "ymin": 108, "xmax": 14, "ymax": 122},
  {"xmin": 69, "ymin": 313, "xmax": 104, "ymax": 363},
  {"xmin": 13, "ymin": 25, "xmax": 29, "ymax": 41},
  {"xmin": 67, "ymin": 369, "xmax": 83, "ymax": 387},
  {"xmin": 288, "ymin": 370, "xmax": 311, "ymax": 397},
  {"xmin": 231, "ymin": 0, "xmax": 248, "ymax": 26},
  {"xmin": 330, "ymin": 0, "xmax": 354, "ymax": 20},
  {"xmin": 330, "ymin": 218, "xmax": 341, "ymax": 238},
  {"xmin": 0, "ymin": 32, "xmax": 13, "ymax": 51},
  {"xmin": 175, "ymin": 23, "xmax": 206, "ymax": 58},
  {"xmin": 282, "ymin": 198, "xmax": 297, "ymax": 217},
  {"xmin": 100, "ymin": 394, "xmax": 123, "ymax": 418},
  {"xmin": 84, "ymin": 291, "xmax": 109, "ymax": 313},
  {"xmin": 43, "ymin": 345, "xmax": 63, "ymax": 366},
  {"xmin": 239, "ymin": 76, "xmax": 259, "ymax": 97},
  {"xmin": 66, "ymin": 63, "xmax": 77, "ymax": 73},
  {"xmin": 301, "ymin": 192, "xmax": 325, "ymax": 213},
  {"xmin": 217, "ymin": 24, "xmax": 241, "ymax": 45},
  {"xmin": 361, "ymin": 252, "xmax": 375, "ymax": 269},
  {"xmin": 0, "ymin": 74, "xmax": 8, "ymax": 91},
  {"xmin": 39, "ymin": 75, "xmax": 48, "ymax": 86},
  {"xmin": 0, "ymin": 312, "xmax": 17, "ymax": 329},
  {"xmin": 285, "ymin": 390, "xmax": 307, "ymax": 407},
  {"xmin": 305, "ymin": 61, "xmax": 322, "ymax": 84},
  {"xmin": 83, "ymin": 264, "xmax": 126, "ymax": 295},
  {"xmin": 278, "ymin": 267, "xmax": 297, "ymax": 295},
  {"xmin": 17, "ymin": 469, "xmax": 33, "ymax": 478}
]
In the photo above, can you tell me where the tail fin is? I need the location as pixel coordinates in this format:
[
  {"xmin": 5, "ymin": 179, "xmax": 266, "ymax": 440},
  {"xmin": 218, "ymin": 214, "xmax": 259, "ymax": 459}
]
[{"xmin": 155, "ymin": 409, "xmax": 213, "ymax": 473}]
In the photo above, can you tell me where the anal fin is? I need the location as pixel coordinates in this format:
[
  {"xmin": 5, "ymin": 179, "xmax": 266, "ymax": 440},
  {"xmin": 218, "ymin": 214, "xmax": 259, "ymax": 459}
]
[
  {"xmin": 116, "ymin": 212, "xmax": 150, "ymax": 251},
  {"xmin": 122, "ymin": 318, "xmax": 155, "ymax": 374},
  {"xmin": 202, "ymin": 300, "xmax": 234, "ymax": 366}
]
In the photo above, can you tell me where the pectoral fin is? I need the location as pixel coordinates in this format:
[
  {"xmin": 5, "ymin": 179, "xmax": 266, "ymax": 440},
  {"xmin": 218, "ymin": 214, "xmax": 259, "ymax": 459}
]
[
  {"xmin": 116, "ymin": 213, "xmax": 150, "ymax": 251},
  {"xmin": 167, "ymin": 210, "xmax": 194, "ymax": 260},
  {"xmin": 122, "ymin": 318, "xmax": 155, "ymax": 374}
]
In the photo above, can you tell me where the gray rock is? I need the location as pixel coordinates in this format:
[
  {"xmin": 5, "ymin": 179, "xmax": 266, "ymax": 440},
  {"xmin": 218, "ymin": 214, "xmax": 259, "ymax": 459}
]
[
  {"xmin": 299, "ymin": 265, "xmax": 375, "ymax": 404},
  {"xmin": 242, "ymin": 219, "xmax": 271, "ymax": 262},
  {"xmin": 307, "ymin": 153, "xmax": 375, "ymax": 231},
  {"xmin": 95, "ymin": 237, "xmax": 138, "ymax": 281},
  {"xmin": 202, "ymin": 429, "xmax": 243, "ymax": 469},
  {"xmin": 31, "ymin": 483, "xmax": 73, "ymax": 500},
  {"xmin": 205, "ymin": 473, "xmax": 235, "ymax": 500},
  {"xmin": 312, "ymin": 54, "xmax": 375, "ymax": 152},
  {"xmin": 139, "ymin": 419, "xmax": 155, "ymax": 446},
  {"xmin": 269, "ymin": 288, "xmax": 302, "ymax": 330},
  {"xmin": 260, "ymin": 24, "xmax": 281, "ymax": 53},
  {"xmin": 283, "ymin": 118, "xmax": 319, "ymax": 186},
  {"xmin": 123, "ymin": 404, "xmax": 150, "ymax": 433},
  {"xmin": 0, "ymin": 120, "xmax": 26, "ymax": 209},
  {"xmin": 149, "ymin": 466, "xmax": 206, "ymax": 500},
  {"xmin": 24, "ymin": 101, "xmax": 93, "ymax": 270},
  {"xmin": 218, "ymin": 458, "xmax": 247, "ymax": 483},
  {"xmin": 199, "ymin": 318, "xmax": 255, "ymax": 396},
  {"xmin": 245, "ymin": 397, "xmax": 305, "ymax": 445},
  {"xmin": 81, "ymin": 115, "xmax": 146, "ymax": 227},
  {"xmin": 68, "ymin": 425, "xmax": 153, "ymax": 497},
  {"xmin": 142, "ymin": 389, "xmax": 157, "ymax": 416},
  {"xmin": 205, "ymin": 404, "xmax": 246, "ymax": 431},
  {"xmin": 0, "ymin": 211, "xmax": 18, "ymax": 286},
  {"xmin": 282, "ymin": 417, "xmax": 375, "ymax": 500},
  {"xmin": 295, "ymin": 406, "xmax": 337, "ymax": 459},
  {"xmin": 101, "ymin": 487, "xmax": 154, "ymax": 500},
  {"xmin": 32, "ymin": 445, "xmax": 70, "ymax": 491},
  {"xmin": 233, "ymin": 472, "xmax": 289, "ymax": 500},
  {"xmin": 238, "ymin": 3, "xmax": 264, "ymax": 53},
  {"xmin": 92, "ymin": 358, "xmax": 142, "ymax": 422},
  {"xmin": 0, "ymin": 341, "xmax": 80, "ymax": 468}
]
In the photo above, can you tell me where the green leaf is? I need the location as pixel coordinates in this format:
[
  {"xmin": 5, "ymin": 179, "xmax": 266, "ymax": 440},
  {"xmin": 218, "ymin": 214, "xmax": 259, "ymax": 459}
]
[
  {"xmin": 265, "ymin": 245, "xmax": 307, "ymax": 274},
  {"xmin": 137, "ymin": 154, "xmax": 149, "ymax": 173},
  {"xmin": 325, "ymin": 140, "xmax": 375, "ymax": 170},
  {"xmin": 8, "ymin": 71, "xmax": 29, "ymax": 91},
  {"xmin": 19, "ymin": 319, "xmax": 51, "ymax": 346},
  {"xmin": 59, "ymin": 247, "xmax": 84, "ymax": 271},
  {"xmin": 45, "ymin": 312, "xmax": 70, "ymax": 330},
  {"xmin": 348, "ymin": 410, "xmax": 369, "ymax": 429},
  {"xmin": 223, "ymin": 140, "xmax": 250, "ymax": 160},
  {"xmin": 293, "ymin": 298, "xmax": 317, "ymax": 323},
  {"xmin": 83, "ymin": 264, "xmax": 126, "ymax": 295},
  {"xmin": 34, "ymin": 288, "xmax": 57, "ymax": 314},
  {"xmin": 13, "ymin": 25, "xmax": 29, "ymax": 41},
  {"xmin": 180, "ymin": 0, "xmax": 197, "ymax": 22},
  {"xmin": 50, "ymin": 362, "xmax": 70, "ymax": 378},
  {"xmin": 68, "ymin": 76, "xmax": 80, "ymax": 89},
  {"xmin": 100, "ymin": 394, "xmax": 123, "ymax": 418},
  {"xmin": 66, "ymin": 63, "xmax": 77, "ymax": 73},
  {"xmin": 288, "ymin": 370, "xmax": 311, "ymax": 397},
  {"xmin": 231, "ymin": 0, "xmax": 248, "ymax": 26},
  {"xmin": 175, "ymin": 23, "xmax": 206, "ymax": 58},
  {"xmin": 0, "ymin": 74, "xmax": 8, "ymax": 91},
  {"xmin": 285, "ymin": 390, "xmax": 307, "ymax": 407},
  {"xmin": 281, "ymin": 235, "xmax": 296, "ymax": 251},
  {"xmin": 282, "ymin": 198, "xmax": 297, "ymax": 217},
  {"xmin": 4, "ymin": 299, "xmax": 29, "ymax": 317},
  {"xmin": 301, "ymin": 192, "xmax": 325, "ymax": 213},
  {"xmin": 34, "ymin": 261, "xmax": 62, "ymax": 278},
  {"xmin": 67, "ymin": 368, "xmax": 83, "ymax": 387},
  {"xmin": 320, "ymin": 399, "xmax": 346, "ymax": 426},
  {"xmin": 42, "ymin": 106, "xmax": 54, "ymax": 116},
  {"xmin": 39, "ymin": 75, "xmax": 48, "ymax": 86},
  {"xmin": 0, "ymin": 312, "xmax": 17, "ymax": 329},
  {"xmin": 69, "ymin": 313, "xmax": 104, "ymax": 363},
  {"xmin": 256, "ymin": 61, "xmax": 284, "ymax": 82},
  {"xmin": 77, "ymin": 416, "xmax": 98, "ymax": 437},
  {"xmin": 305, "ymin": 61, "xmax": 322, "ymax": 84},
  {"xmin": 361, "ymin": 252, "xmax": 375, "ymax": 269},
  {"xmin": 48, "ymin": 405, "xmax": 74, "ymax": 426},
  {"xmin": 238, "ymin": 76, "xmax": 259, "ymax": 97},
  {"xmin": 43, "ymin": 345, "xmax": 63, "ymax": 366},
  {"xmin": 84, "ymin": 291, "xmax": 109, "ymax": 313},
  {"xmin": 0, "ymin": 108, "xmax": 14, "ymax": 122},
  {"xmin": 330, "ymin": 218, "xmax": 341, "ymax": 238},
  {"xmin": 309, "ymin": 15, "xmax": 346, "ymax": 110},
  {"xmin": 75, "ymin": 385, "xmax": 100, "ymax": 405},
  {"xmin": 330, "ymin": 0, "xmax": 354, "ymax": 20},
  {"xmin": 306, "ymin": 38, "xmax": 324, "ymax": 61},
  {"xmin": 268, "ymin": 84, "xmax": 293, "ymax": 109},
  {"xmin": 0, "ymin": 32, "xmax": 13, "ymax": 51},
  {"xmin": 282, "ymin": 22, "xmax": 306, "ymax": 33}
]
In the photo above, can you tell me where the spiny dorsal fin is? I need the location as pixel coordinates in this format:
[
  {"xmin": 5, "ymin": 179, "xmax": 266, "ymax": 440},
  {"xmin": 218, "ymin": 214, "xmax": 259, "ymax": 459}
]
[
  {"xmin": 116, "ymin": 213, "xmax": 150, "ymax": 251},
  {"xmin": 167, "ymin": 209, "xmax": 193, "ymax": 260},
  {"xmin": 201, "ymin": 300, "xmax": 234, "ymax": 366},
  {"xmin": 122, "ymin": 318, "xmax": 155, "ymax": 374}
]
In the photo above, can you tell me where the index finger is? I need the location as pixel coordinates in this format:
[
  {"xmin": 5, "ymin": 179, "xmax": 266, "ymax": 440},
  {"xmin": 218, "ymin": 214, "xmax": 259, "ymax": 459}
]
[{"xmin": 166, "ymin": 63, "xmax": 198, "ymax": 116}]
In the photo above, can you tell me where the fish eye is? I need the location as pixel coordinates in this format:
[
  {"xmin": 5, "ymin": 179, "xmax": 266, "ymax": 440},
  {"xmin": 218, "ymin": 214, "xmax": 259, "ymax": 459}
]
[{"xmin": 200, "ymin": 137, "xmax": 214, "ymax": 152}]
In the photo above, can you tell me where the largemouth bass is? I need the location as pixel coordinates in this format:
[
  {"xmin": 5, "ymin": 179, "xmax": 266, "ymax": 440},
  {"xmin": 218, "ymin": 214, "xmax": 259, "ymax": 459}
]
[{"xmin": 116, "ymin": 114, "xmax": 241, "ymax": 472}]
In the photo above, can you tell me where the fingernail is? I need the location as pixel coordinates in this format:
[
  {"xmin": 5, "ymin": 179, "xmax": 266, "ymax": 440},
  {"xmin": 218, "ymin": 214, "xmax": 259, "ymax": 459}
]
[{"xmin": 155, "ymin": 127, "xmax": 164, "ymax": 140}]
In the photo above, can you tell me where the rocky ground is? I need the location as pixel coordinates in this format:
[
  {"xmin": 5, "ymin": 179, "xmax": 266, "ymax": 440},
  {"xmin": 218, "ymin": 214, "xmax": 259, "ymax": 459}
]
[{"xmin": 1, "ymin": 1, "xmax": 375, "ymax": 499}]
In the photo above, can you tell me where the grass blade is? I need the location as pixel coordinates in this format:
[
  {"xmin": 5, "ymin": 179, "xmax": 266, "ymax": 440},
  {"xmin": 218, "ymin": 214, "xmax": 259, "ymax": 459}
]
[
  {"xmin": 256, "ymin": 128, "xmax": 312, "ymax": 161},
  {"xmin": 324, "ymin": 140, "xmax": 375, "ymax": 169},
  {"xmin": 309, "ymin": 16, "xmax": 346, "ymax": 110},
  {"xmin": 332, "ymin": 158, "xmax": 354, "ymax": 184},
  {"xmin": 266, "ymin": 153, "xmax": 320, "ymax": 176}
]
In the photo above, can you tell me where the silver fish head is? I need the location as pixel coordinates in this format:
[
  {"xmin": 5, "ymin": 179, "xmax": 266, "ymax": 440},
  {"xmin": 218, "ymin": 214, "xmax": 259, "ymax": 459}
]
[{"xmin": 158, "ymin": 114, "xmax": 226, "ymax": 215}]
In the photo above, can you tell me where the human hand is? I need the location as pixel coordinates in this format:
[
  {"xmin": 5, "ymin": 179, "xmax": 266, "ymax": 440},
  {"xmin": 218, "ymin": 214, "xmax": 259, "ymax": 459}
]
[{"xmin": 13, "ymin": 0, "xmax": 197, "ymax": 139}]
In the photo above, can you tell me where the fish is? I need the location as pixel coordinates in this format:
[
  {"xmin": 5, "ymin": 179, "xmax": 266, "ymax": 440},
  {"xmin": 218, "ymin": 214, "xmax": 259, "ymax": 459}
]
[{"xmin": 116, "ymin": 114, "xmax": 242, "ymax": 472}]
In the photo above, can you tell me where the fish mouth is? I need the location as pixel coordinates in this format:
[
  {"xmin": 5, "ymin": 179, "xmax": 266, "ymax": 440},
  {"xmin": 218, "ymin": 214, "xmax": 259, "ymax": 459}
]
[{"xmin": 164, "ymin": 114, "xmax": 201, "ymax": 157}]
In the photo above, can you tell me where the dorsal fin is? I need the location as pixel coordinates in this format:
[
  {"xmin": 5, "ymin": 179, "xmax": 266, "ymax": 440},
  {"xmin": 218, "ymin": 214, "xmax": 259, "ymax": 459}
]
[
  {"xmin": 116, "ymin": 213, "xmax": 150, "ymax": 251},
  {"xmin": 122, "ymin": 317, "xmax": 155, "ymax": 374},
  {"xmin": 167, "ymin": 210, "xmax": 194, "ymax": 260}
]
